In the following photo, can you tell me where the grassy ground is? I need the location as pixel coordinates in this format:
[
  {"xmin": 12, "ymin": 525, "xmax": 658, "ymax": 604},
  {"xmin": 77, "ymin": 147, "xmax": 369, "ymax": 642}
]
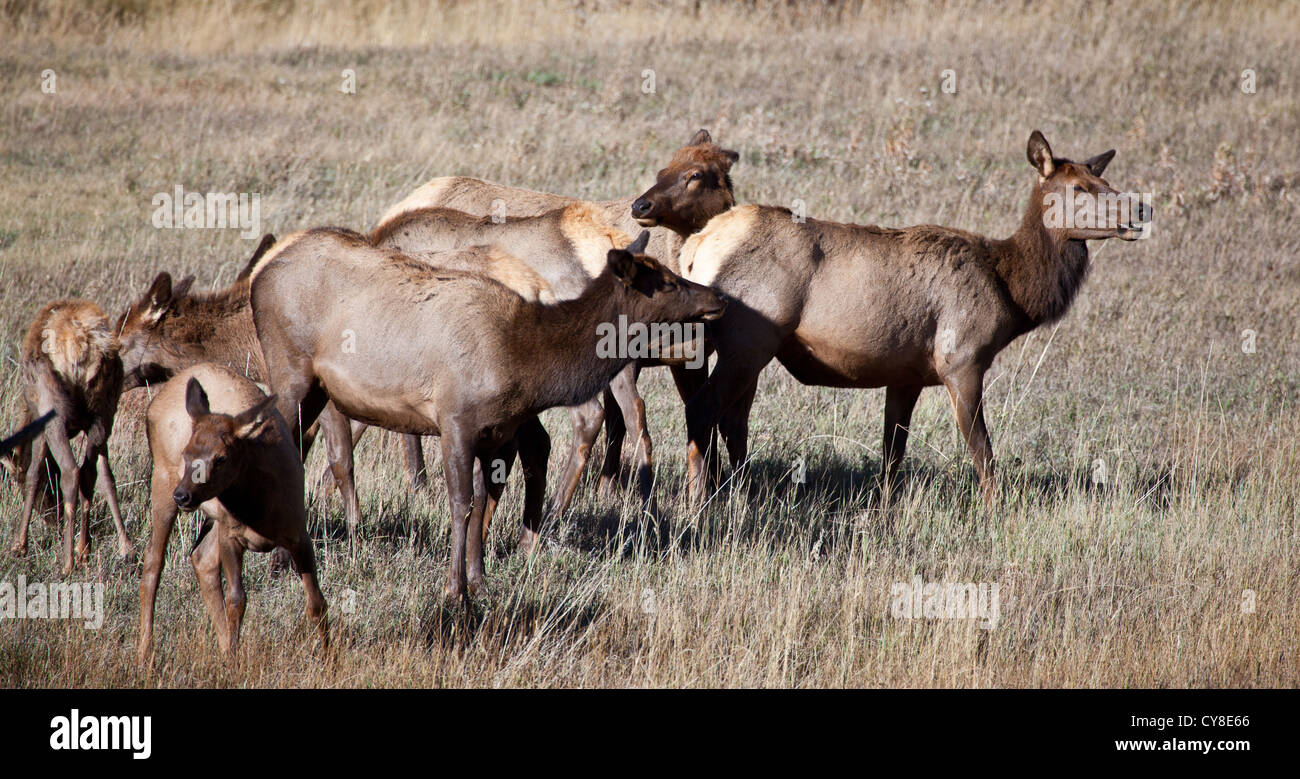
[{"xmin": 0, "ymin": 0, "xmax": 1296, "ymax": 687}]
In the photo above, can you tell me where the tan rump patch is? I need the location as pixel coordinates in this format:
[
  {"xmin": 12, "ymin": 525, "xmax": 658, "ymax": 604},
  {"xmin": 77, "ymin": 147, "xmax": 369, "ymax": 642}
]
[
  {"xmin": 44, "ymin": 302, "xmax": 115, "ymax": 386},
  {"xmin": 559, "ymin": 203, "xmax": 632, "ymax": 279},
  {"xmin": 481, "ymin": 247, "xmax": 556, "ymax": 304},
  {"xmin": 377, "ymin": 177, "xmax": 458, "ymax": 226},
  {"xmin": 679, "ymin": 205, "xmax": 758, "ymax": 286}
]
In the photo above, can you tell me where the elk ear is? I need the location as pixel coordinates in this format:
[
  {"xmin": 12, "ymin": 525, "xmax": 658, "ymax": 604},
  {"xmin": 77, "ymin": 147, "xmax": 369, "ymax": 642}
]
[
  {"xmin": 139, "ymin": 273, "xmax": 174, "ymax": 326},
  {"xmin": 233, "ymin": 394, "xmax": 277, "ymax": 439},
  {"xmin": 1084, "ymin": 149, "xmax": 1116, "ymax": 176},
  {"xmin": 184, "ymin": 377, "xmax": 211, "ymax": 420},
  {"xmin": 689, "ymin": 129, "xmax": 712, "ymax": 146},
  {"xmin": 627, "ymin": 230, "xmax": 651, "ymax": 255},
  {"xmin": 607, "ymin": 248, "xmax": 638, "ymax": 288},
  {"xmin": 720, "ymin": 148, "xmax": 740, "ymax": 166},
  {"xmin": 237, "ymin": 234, "xmax": 277, "ymax": 280},
  {"xmin": 172, "ymin": 274, "xmax": 195, "ymax": 299},
  {"xmin": 1027, "ymin": 130, "xmax": 1055, "ymax": 178}
]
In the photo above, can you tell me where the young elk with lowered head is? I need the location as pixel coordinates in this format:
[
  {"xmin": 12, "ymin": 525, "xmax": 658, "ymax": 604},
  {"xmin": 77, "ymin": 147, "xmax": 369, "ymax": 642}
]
[
  {"xmin": 249, "ymin": 229, "xmax": 724, "ymax": 600},
  {"xmin": 9, "ymin": 300, "xmax": 134, "ymax": 574},
  {"xmin": 138, "ymin": 363, "xmax": 327, "ymax": 663},
  {"xmin": 676, "ymin": 130, "xmax": 1150, "ymax": 503},
  {"xmin": 371, "ymin": 129, "xmax": 739, "ymax": 506}
]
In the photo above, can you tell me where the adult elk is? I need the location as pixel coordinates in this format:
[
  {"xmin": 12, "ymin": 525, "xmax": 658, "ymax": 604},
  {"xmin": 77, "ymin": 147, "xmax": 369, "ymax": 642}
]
[
  {"xmin": 374, "ymin": 130, "xmax": 738, "ymax": 505},
  {"xmin": 137, "ymin": 363, "xmax": 327, "ymax": 662},
  {"xmin": 677, "ymin": 131, "xmax": 1150, "ymax": 502},
  {"xmin": 249, "ymin": 228, "xmax": 724, "ymax": 599},
  {"xmin": 9, "ymin": 300, "xmax": 134, "ymax": 574}
]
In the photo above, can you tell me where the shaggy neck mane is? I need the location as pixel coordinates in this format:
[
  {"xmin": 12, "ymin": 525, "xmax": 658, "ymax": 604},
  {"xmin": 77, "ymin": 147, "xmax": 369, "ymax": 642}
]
[
  {"xmin": 159, "ymin": 278, "xmax": 265, "ymax": 379},
  {"xmin": 992, "ymin": 186, "xmax": 1091, "ymax": 329}
]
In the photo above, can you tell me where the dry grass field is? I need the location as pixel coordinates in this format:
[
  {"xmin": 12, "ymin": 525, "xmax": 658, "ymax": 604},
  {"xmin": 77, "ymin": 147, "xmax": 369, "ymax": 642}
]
[{"xmin": 0, "ymin": 0, "xmax": 1296, "ymax": 688}]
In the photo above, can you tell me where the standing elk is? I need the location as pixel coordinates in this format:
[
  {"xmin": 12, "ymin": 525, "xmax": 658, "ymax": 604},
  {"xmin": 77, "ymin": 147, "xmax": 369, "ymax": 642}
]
[
  {"xmin": 137, "ymin": 363, "xmax": 327, "ymax": 663},
  {"xmin": 373, "ymin": 129, "xmax": 739, "ymax": 504},
  {"xmin": 9, "ymin": 300, "xmax": 134, "ymax": 574},
  {"xmin": 249, "ymin": 228, "xmax": 724, "ymax": 599},
  {"xmin": 676, "ymin": 131, "xmax": 1150, "ymax": 502}
]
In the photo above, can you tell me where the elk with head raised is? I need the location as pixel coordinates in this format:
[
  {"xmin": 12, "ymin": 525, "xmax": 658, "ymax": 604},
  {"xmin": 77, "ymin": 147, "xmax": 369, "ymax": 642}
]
[
  {"xmin": 137, "ymin": 363, "xmax": 327, "ymax": 662},
  {"xmin": 249, "ymin": 228, "xmax": 724, "ymax": 599},
  {"xmin": 676, "ymin": 130, "xmax": 1150, "ymax": 502},
  {"xmin": 9, "ymin": 300, "xmax": 134, "ymax": 574}
]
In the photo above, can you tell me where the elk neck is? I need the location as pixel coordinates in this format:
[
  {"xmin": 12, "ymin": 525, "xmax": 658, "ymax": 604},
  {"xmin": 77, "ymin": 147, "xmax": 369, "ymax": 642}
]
[{"xmin": 990, "ymin": 183, "xmax": 1092, "ymax": 331}]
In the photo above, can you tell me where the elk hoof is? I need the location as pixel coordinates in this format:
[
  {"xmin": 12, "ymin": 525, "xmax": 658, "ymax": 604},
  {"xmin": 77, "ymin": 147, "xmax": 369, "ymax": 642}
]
[
  {"xmin": 517, "ymin": 529, "xmax": 540, "ymax": 556},
  {"xmin": 8, "ymin": 541, "xmax": 26, "ymax": 556},
  {"xmin": 119, "ymin": 544, "xmax": 138, "ymax": 565},
  {"xmin": 466, "ymin": 575, "xmax": 484, "ymax": 598}
]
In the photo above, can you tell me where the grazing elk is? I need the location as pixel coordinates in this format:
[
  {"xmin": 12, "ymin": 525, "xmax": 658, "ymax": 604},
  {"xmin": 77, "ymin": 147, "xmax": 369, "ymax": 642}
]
[
  {"xmin": 9, "ymin": 300, "xmax": 134, "ymax": 574},
  {"xmin": 677, "ymin": 131, "xmax": 1150, "ymax": 502},
  {"xmin": 137, "ymin": 363, "xmax": 327, "ymax": 662},
  {"xmin": 374, "ymin": 129, "xmax": 739, "ymax": 505},
  {"xmin": 249, "ymin": 228, "xmax": 724, "ymax": 599}
]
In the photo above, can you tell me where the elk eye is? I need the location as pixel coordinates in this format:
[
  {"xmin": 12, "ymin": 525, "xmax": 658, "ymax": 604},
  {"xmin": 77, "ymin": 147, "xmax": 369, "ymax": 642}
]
[{"xmin": 214, "ymin": 455, "xmax": 227, "ymax": 467}]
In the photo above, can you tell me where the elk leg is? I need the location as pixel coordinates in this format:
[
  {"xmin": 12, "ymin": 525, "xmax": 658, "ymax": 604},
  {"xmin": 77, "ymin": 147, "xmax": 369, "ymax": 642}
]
[
  {"xmin": 43, "ymin": 421, "xmax": 81, "ymax": 576},
  {"xmin": 478, "ymin": 440, "xmax": 516, "ymax": 546},
  {"xmin": 684, "ymin": 358, "xmax": 766, "ymax": 505},
  {"xmin": 71, "ymin": 446, "xmax": 100, "ymax": 563},
  {"xmin": 439, "ymin": 426, "xmax": 475, "ymax": 602},
  {"xmin": 610, "ymin": 363, "xmax": 656, "ymax": 513},
  {"xmin": 718, "ymin": 376, "xmax": 759, "ymax": 474},
  {"xmin": 219, "ymin": 532, "xmax": 246, "ymax": 656},
  {"xmin": 10, "ymin": 431, "xmax": 48, "ymax": 555},
  {"xmin": 403, "ymin": 435, "xmax": 428, "ymax": 493},
  {"xmin": 137, "ymin": 471, "xmax": 178, "ymax": 665},
  {"xmin": 287, "ymin": 535, "xmax": 328, "ymax": 652},
  {"xmin": 881, "ymin": 384, "xmax": 924, "ymax": 490},
  {"xmin": 941, "ymin": 367, "xmax": 995, "ymax": 501},
  {"xmin": 318, "ymin": 418, "xmax": 373, "ymax": 498},
  {"xmin": 547, "ymin": 398, "xmax": 602, "ymax": 519},
  {"xmin": 514, "ymin": 416, "xmax": 550, "ymax": 555},
  {"xmin": 672, "ymin": 363, "xmax": 721, "ymax": 482},
  {"xmin": 92, "ymin": 446, "xmax": 134, "ymax": 560},
  {"xmin": 190, "ymin": 522, "xmax": 230, "ymax": 654},
  {"xmin": 320, "ymin": 404, "xmax": 363, "ymax": 539},
  {"xmin": 466, "ymin": 455, "xmax": 492, "ymax": 596},
  {"xmin": 596, "ymin": 385, "xmax": 627, "ymax": 497}
]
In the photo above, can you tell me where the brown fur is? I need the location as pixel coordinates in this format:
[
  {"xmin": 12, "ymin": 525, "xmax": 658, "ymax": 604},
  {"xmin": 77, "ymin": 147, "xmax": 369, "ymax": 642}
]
[
  {"xmin": 370, "ymin": 130, "xmax": 739, "ymax": 514},
  {"xmin": 9, "ymin": 300, "xmax": 134, "ymax": 573},
  {"xmin": 137, "ymin": 363, "xmax": 327, "ymax": 664},
  {"xmin": 677, "ymin": 131, "xmax": 1148, "ymax": 502},
  {"xmin": 250, "ymin": 228, "xmax": 724, "ymax": 599}
]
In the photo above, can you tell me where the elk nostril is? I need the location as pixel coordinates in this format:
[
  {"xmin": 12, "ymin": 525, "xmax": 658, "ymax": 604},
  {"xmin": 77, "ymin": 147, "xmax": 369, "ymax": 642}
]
[
  {"xmin": 172, "ymin": 488, "xmax": 189, "ymax": 506},
  {"xmin": 631, "ymin": 199, "xmax": 652, "ymax": 217}
]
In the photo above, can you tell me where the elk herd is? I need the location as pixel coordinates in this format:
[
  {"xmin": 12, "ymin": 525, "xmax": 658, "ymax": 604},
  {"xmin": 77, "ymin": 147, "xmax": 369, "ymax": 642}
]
[{"xmin": 1, "ymin": 128, "xmax": 1148, "ymax": 662}]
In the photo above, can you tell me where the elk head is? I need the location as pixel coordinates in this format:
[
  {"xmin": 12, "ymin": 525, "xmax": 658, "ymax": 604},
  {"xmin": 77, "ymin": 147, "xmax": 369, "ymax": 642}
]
[
  {"xmin": 115, "ymin": 272, "xmax": 195, "ymax": 390},
  {"xmin": 610, "ymin": 229, "xmax": 725, "ymax": 318},
  {"xmin": 630, "ymin": 129, "xmax": 740, "ymax": 236},
  {"xmin": 1029, "ymin": 130, "xmax": 1151, "ymax": 242},
  {"xmin": 171, "ymin": 378, "xmax": 277, "ymax": 510}
]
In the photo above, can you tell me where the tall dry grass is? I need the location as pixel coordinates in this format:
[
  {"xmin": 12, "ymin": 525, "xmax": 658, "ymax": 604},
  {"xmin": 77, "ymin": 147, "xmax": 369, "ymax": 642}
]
[{"xmin": 0, "ymin": 0, "xmax": 1296, "ymax": 687}]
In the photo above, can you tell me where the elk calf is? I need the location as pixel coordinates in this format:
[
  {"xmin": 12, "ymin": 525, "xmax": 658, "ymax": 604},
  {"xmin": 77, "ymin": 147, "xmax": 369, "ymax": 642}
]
[
  {"xmin": 9, "ymin": 300, "xmax": 133, "ymax": 574},
  {"xmin": 138, "ymin": 363, "xmax": 326, "ymax": 662}
]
